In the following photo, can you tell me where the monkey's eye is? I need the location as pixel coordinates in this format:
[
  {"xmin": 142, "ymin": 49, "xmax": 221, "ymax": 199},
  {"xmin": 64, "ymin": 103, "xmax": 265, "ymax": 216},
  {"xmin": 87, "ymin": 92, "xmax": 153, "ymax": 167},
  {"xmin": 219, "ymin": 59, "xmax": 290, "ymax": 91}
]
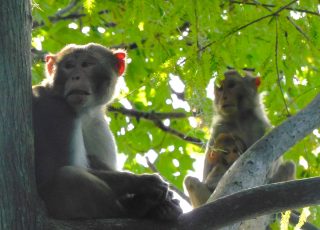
[
  {"xmin": 64, "ymin": 61, "xmax": 75, "ymax": 69},
  {"xmin": 81, "ymin": 61, "xmax": 95, "ymax": 68}
]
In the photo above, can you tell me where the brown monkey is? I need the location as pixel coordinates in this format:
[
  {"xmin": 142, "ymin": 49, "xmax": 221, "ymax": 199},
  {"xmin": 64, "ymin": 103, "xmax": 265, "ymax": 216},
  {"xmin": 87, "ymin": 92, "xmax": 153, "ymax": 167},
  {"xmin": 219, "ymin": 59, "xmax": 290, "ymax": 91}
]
[
  {"xmin": 185, "ymin": 133, "xmax": 247, "ymax": 207},
  {"xmin": 33, "ymin": 43, "xmax": 181, "ymax": 220},
  {"xmin": 185, "ymin": 70, "xmax": 295, "ymax": 208}
]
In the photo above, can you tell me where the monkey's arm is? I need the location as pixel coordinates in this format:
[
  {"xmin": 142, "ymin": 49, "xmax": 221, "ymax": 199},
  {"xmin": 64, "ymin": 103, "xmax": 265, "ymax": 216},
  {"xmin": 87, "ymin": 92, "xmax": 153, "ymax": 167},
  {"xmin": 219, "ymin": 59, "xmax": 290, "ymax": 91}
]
[
  {"xmin": 90, "ymin": 169, "xmax": 183, "ymax": 220},
  {"xmin": 87, "ymin": 155, "xmax": 114, "ymax": 170}
]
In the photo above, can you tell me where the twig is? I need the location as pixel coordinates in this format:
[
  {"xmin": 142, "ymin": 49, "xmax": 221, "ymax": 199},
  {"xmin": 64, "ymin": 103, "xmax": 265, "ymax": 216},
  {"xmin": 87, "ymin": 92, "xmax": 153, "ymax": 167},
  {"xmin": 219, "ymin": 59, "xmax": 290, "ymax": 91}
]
[
  {"xmin": 146, "ymin": 157, "xmax": 191, "ymax": 204},
  {"xmin": 108, "ymin": 106, "xmax": 204, "ymax": 146},
  {"xmin": 274, "ymin": 17, "xmax": 291, "ymax": 117},
  {"xmin": 55, "ymin": 0, "xmax": 78, "ymax": 17},
  {"xmin": 286, "ymin": 16, "xmax": 311, "ymax": 42},
  {"xmin": 193, "ymin": 0, "xmax": 201, "ymax": 59},
  {"xmin": 153, "ymin": 120, "xmax": 204, "ymax": 146},
  {"xmin": 32, "ymin": 9, "xmax": 111, "ymax": 28},
  {"xmin": 199, "ymin": 0, "xmax": 299, "ymax": 54},
  {"xmin": 229, "ymin": 0, "xmax": 320, "ymax": 17},
  {"xmin": 108, "ymin": 106, "xmax": 187, "ymax": 120}
]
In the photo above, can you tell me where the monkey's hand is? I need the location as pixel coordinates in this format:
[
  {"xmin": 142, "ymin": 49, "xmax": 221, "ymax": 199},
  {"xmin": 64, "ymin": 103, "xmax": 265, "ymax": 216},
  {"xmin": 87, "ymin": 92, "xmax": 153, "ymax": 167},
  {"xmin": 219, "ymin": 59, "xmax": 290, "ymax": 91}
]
[
  {"xmin": 122, "ymin": 174, "xmax": 182, "ymax": 220},
  {"xmin": 135, "ymin": 174, "xmax": 169, "ymax": 201},
  {"xmin": 146, "ymin": 190, "xmax": 183, "ymax": 221}
]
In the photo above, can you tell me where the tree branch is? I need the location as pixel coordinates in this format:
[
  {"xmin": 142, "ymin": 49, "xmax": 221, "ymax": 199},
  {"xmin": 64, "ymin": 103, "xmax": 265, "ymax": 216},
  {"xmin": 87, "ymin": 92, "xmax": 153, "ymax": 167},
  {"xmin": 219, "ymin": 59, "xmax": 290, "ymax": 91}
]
[
  {"xmin": 108, "ymin": 106, "xmax": 205, "ymax": 147},
  {"xmin": 32, "ymin": 9, "xmax": 111, "ymax": 28},
  {"xmin": 45, "ymin": 177, "xmax": 320, "ymax": 230},
  {"xmin": 54, "ymin": 0, "xmax": 78, "ymax": 17},
  {"xmin": 199, "ymin": 0, "xmax": 299, "ymax": 53},
  {"xmin": 108, "ymin": 106, "xmax": 187, "ymax": 120},
  {"xmin": 229, "ymin": 0, "xmax": 320, "ymax": 17},
  {"xmin": 286, "ymin": 16, "xmax": 311, "ymax": 42},
  {"xmin": 179, "ymin": 177, "xmax": 320, "ymax": 230},
  {"xmin": 275, "ymin": 17, "xmax": 291, "ymax": 117},
  {"xmin": 152, "ymin": 120, "xmax": 204, "ymax": 146}
]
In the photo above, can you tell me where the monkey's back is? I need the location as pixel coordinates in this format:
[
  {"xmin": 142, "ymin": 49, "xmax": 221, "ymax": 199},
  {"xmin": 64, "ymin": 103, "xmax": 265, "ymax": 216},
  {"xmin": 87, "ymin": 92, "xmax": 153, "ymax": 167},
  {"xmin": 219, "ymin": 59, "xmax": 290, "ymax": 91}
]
[{"xmin": 33, "ymin": 86, "xmax": 79, "ymax": 187}]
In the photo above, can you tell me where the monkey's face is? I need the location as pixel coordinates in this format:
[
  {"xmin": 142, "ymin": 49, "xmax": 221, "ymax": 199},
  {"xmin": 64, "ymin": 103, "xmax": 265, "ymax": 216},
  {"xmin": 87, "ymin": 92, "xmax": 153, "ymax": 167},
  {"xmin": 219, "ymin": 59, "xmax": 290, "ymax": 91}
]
[
  {"xmin": 214, "ymin": 72, "xmax": 258, "ymax": 117},
  {"xmin": 214, "ymin": 76, "xmax": 242, "ymax": 116},
  {"xmin": 47, "ymin": 45, "xmax": 122, "ymax": 113},
  {"xmin": 208, "ymin": 144, "xmax": 240, "ymax": 167}
]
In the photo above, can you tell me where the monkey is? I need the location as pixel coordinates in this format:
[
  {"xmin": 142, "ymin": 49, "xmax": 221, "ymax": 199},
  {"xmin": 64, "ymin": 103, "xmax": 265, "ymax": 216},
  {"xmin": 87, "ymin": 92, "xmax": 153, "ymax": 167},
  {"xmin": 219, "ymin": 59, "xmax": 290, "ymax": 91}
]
[
  {"xmin": 204, "ymin": 133, "xmax": 247, "ymax": 190},
  {"xmin": 185, "ymin": 133, "xmax": 247, "ymax": 207},
  {"xmin": 33, "ymin": 43, "xmax": 182, "ymax": 220},
  {"xmin": 184, "ymin": 69, "xmax": 295, "ymax": 208}
]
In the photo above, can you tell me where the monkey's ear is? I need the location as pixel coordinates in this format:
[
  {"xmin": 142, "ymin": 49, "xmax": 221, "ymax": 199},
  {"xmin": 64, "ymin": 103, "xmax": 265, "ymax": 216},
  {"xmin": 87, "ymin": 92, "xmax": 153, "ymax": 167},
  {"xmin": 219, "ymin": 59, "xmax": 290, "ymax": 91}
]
[
  {"xmin": 255, "ymin": 77, "xmax": 261, "ymax": 88},
  {"xmin": 114, "ymin": 51, "xmax": 126, "ymax": 76},
  {"xmin": 45, "ymin": 55, "xmax": 56, "ymax": 77}
]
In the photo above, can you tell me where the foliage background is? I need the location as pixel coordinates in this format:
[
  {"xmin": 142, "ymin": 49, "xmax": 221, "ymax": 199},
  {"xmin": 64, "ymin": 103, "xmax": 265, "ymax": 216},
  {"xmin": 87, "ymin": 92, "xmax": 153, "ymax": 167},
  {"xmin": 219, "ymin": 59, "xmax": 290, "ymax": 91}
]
[{"xmin": 31, "ymin": 0, "xmax": 320, "ymax": 228}]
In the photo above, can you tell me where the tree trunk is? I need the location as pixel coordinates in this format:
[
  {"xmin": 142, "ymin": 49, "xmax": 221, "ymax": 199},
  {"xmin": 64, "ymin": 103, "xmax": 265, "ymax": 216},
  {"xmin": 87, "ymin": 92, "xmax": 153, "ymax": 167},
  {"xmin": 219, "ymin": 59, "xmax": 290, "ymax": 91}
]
[{"xmin": 0, "ymin": 1, "xmax": 39, "ymax": 229}]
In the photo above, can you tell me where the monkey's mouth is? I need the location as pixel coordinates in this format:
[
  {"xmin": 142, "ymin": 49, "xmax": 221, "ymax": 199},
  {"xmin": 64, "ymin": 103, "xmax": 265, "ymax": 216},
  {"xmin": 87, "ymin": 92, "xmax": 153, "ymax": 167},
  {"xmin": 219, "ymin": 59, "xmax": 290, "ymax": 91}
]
[{"xmin": 66, "ymin": 90, "xmax": 91, "ymax": 97}]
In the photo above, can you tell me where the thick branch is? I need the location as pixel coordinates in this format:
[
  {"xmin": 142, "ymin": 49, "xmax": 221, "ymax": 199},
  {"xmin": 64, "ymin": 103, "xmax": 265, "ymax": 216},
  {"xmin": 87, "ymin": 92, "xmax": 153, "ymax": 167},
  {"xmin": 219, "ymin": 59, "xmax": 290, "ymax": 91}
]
[
  {"xmin": 46, "ymin": 218, "xmax": 172, "ymax": 230},
  {"xmin": 45, "ymin": 177, "xmax": 320, "ymax": 230},
  {"xmin": 179, "ymin": 177, "xmax": 320, "ymax": 230}
]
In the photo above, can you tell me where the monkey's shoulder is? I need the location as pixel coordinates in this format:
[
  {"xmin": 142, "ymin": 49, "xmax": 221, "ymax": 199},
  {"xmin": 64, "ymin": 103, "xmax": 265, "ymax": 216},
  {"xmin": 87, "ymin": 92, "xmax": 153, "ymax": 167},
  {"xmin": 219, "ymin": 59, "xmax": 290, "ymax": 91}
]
[{"xmin": 32, "ymin": 85, "xmax": 50, "ymax": 99}]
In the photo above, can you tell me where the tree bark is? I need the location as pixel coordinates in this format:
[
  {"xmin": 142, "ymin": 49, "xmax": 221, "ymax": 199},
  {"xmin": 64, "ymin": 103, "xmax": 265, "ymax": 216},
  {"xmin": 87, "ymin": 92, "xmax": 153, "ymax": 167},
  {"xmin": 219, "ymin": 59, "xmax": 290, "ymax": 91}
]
[
  {"xmin": 0, "ymin": 1, "xmax": 39, "ymax": 229},
  {"xmin": 179, "ymin": 177, "xmax": 320, "ymax": 230}
]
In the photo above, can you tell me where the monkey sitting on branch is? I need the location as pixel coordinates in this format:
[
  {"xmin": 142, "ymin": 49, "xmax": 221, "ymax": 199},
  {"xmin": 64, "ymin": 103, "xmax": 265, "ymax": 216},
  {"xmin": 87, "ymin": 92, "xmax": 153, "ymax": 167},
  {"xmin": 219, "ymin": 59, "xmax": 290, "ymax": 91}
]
[
  {"xmin": 185, "ymin": 69, "xmax": 295, "ymax": 208},
  {"xmin": 33, "ymin": 43, "xmax": 182, "ymax": 220}
]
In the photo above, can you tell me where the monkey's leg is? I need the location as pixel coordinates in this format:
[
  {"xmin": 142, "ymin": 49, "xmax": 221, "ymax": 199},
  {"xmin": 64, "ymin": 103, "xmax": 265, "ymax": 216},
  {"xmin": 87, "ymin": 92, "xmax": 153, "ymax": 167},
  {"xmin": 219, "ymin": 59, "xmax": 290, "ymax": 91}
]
[
  {"xmin": 90, "ymin": 170, "xmax": 182, "ymax": 219},
  {"xmin": 40, "ymin": 166, "xmax": 126, "ymax": 219},
  {"xmin": 269, "ymin": 160, "xmax": 296, "ymax": 183},
  {"xmin": 184, "ymin": 176, "xmax": 212, "ymax": 208}
]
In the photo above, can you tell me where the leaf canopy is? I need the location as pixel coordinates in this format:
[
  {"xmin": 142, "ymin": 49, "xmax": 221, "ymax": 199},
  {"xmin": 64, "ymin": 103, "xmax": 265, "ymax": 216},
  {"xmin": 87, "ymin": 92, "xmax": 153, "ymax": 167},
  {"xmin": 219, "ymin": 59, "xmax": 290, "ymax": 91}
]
[{"xmin": 32, "ymin": 1, "xmax": 320, "ymax": 228}]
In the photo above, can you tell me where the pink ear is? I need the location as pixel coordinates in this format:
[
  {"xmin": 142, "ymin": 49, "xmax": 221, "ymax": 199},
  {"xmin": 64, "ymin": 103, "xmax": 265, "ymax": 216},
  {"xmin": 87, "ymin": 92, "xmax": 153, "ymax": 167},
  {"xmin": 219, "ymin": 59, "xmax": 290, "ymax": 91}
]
[
  {"xmin": 45, "ymin": 55, "xmax": 56, "ymax": 76},
  {"xmin": 255, "ymin": 77, "xmax": 261, "ymax": 87},
  {"xmin": 114, "ymin": 52, "xmax": 126, "ymax": 76}
]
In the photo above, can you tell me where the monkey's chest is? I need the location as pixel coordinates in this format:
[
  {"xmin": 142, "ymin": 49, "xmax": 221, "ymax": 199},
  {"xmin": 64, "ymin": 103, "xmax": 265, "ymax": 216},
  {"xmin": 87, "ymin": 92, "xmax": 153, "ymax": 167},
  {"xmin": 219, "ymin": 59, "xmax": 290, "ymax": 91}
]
[{"xmin": 69, "ymin": 122, "xmax": 88, "ymax": 168}]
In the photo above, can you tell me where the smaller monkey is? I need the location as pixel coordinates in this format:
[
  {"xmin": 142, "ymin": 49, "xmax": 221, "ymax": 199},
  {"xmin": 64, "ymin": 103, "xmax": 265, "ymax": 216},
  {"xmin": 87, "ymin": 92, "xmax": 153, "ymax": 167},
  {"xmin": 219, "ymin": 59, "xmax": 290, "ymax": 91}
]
[
  {"xmin": 185, "ymin": 133, "xmax": 246, "ymax": 208},
  {"xmin": 185, "ymin": 70, "xmax": 295, "ymax": 209},
  {"xmin": 204, "ymin": 133, "xmax": 247, "ymax": 190}
]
